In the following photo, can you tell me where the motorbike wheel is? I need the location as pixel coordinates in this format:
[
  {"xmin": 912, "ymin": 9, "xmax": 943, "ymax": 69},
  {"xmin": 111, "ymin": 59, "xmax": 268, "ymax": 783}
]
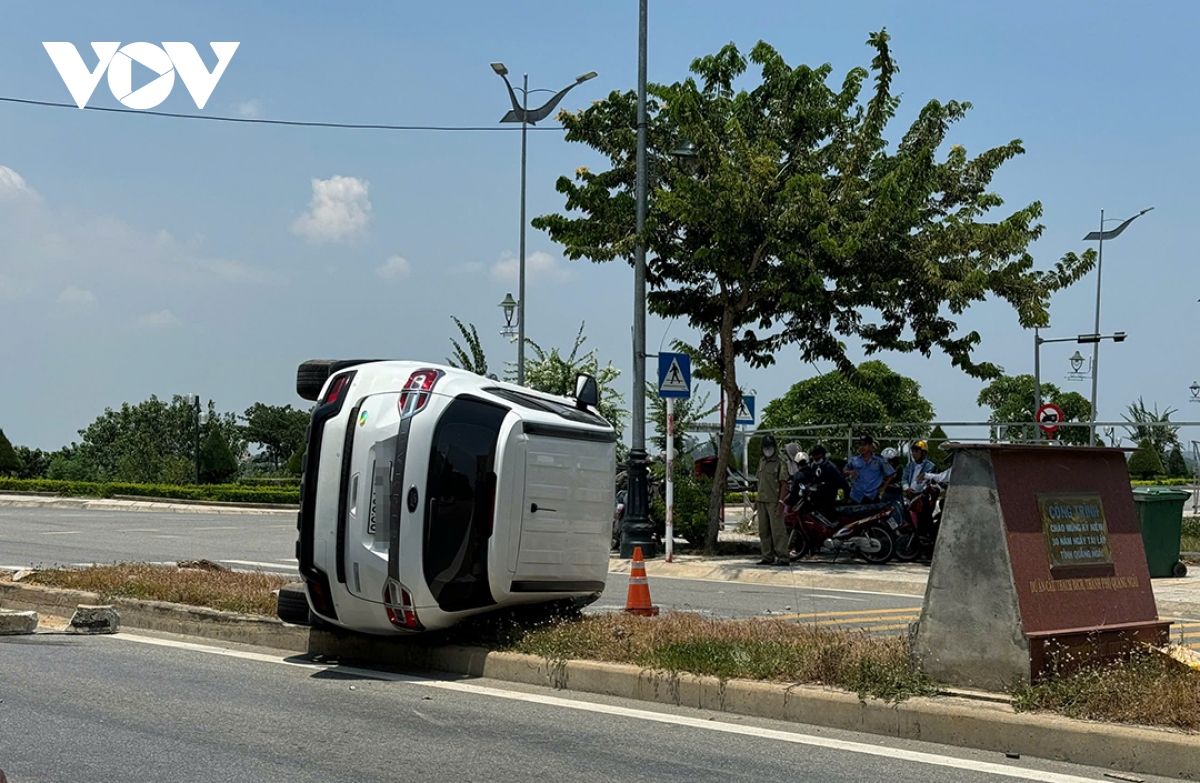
[
  {"xmin": 858, "ymin": 524, "xmax": 895, "ymax": 564},
  {"xmin": 894, "ymin": 532, "xmax": 922, "ymax": 561},
  {"xmin": 787, "ymin": 529, "xmax": 808, "ymax": 561}
]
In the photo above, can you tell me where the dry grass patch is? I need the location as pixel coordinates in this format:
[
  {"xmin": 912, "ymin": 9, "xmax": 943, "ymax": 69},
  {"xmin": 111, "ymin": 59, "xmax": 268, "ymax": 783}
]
[
  {"xmin": 24, "ymin": 563, "xmax": 290, "ymax": 616},
  {"xmin": 511, "ymin": 611, "xmax": 935, "ymax": 703},
  {"xmin": 1012, "ymin": 650, "xmax": 1200, "ymax": 731}
]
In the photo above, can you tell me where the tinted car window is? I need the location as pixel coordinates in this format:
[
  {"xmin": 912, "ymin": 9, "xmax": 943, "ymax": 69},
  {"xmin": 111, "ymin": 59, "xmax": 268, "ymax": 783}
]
[
  {"xmin": 483, "ymin": 387, "xmax": 608, "ymax": 427},
  {"xmin": 423, "ymin": 397, "xmax": 507, "ymax": 612}
]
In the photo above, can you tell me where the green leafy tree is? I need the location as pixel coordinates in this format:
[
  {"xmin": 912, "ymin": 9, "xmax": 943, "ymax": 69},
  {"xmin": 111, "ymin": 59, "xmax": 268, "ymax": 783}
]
[
  {"xmin": 1128, "ymin": 439, "xmax": 1165, "ymax": 480},
  {"xmin": 447, "ymin": 315, "xmax": 490, "ymax": 377},
  {"xmin": 199, "ymin": 427, "xmax": 240, "ymax": 484},
  {"xmin": 1122, "ymin": 398, "xmax": 1180, "ymax": 461},
  {"xmin": 285, "ymin": 440, "xmax": 306, "ymax": 476},
  {"xmin": 0, "ymin": 429, "xmax": 22, "ymax": 477},
  {"xmin": 509, "ymin": 323, "xmax": 627, "ymax": 436},
  {"xmin": 46, "ymin": 444, "xmax": 92, "ymax": 481},
  {"xmin": 534, "ymin": 32, "xmax": 1096, "ymax": 547},
  {"xmin": 1166, "ymin": 446, "xmax": 1190, "ymax": 479},
  {"xmin": 242, "ymin": 403, "xmax": 311, "ymax": 470},
  {"xmin": 12, "ymin": 446, "xmax": 50, "ymax": 479},
  {"xmin": 976, "ymin": 375, "xmax": 1092, "ymax": 445},
  {"xmin": 761, "ymin": 361, "xmax": 934, "ymax": 459},
  {"xmin": 646, "ymin": 382, "xmax": 718, "ymax": 457}
]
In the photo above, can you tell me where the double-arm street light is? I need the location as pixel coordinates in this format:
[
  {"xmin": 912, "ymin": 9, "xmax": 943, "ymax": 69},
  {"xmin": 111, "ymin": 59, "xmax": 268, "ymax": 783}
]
[
  {"xmin": 1081, "ymin": 206, "xmax": 1153, "ymax": 445},
  {"xmin": 491, "ymin": 63, "xmax": 597, "ymax": 387},
  {"xmin": 1034, "ymin": 329, "xmax": 1126, "ymax": 440}
]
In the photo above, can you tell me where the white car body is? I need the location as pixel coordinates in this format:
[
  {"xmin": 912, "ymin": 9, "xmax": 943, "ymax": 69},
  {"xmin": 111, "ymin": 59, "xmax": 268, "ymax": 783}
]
[{"xmin": 295, "ymin": 361, "xmax": 616, "ymax": 634}]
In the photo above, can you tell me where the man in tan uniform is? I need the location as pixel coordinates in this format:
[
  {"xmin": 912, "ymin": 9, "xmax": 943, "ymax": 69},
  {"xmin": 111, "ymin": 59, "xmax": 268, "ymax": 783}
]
[{"xmin": 754, "ymin": 435, "xmax": 790, "ymax": 565}]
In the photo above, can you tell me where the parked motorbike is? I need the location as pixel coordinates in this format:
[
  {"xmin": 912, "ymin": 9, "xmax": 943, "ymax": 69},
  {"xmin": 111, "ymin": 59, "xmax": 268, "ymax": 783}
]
[
  {"xmin": 894, "ymin": 482, "xmax": 945, "ymax": 561},
  {"xmin": 783, "ymin": 485, "xmax": 900, "ymax": 564}
]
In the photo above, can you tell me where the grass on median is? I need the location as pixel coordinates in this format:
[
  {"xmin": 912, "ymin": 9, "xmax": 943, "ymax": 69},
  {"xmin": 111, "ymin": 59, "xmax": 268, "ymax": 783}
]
[
  {"xmin": 1012, "ymin": 649, "xmax": 1200, "ymax": 731},
  {"xmin": 509, "ymin": 611, "xmax": 937, "ymax": 704},
  {"xmin": 21, "ymin": 563, "xmax": 291, "ymax": 616}
]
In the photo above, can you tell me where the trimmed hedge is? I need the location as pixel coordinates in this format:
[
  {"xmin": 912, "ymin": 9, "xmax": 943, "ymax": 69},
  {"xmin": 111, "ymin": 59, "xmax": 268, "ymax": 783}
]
[
  {"xmin": 1131, "ymin": 478, "xmax": 1195, "ymax": 487},
  {"xmin": 0, "ymin": 478, "xmax": 298, "ymax": 505},
  {"xmin": 236, "ymin": 477, "xmax": 302, "ymax": 488}
]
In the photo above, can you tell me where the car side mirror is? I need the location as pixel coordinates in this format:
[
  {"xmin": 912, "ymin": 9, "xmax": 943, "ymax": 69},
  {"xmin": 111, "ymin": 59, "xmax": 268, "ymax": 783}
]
[{"xmin": 574, "ymin": 373, "xmax": 599, "ymax": 410}]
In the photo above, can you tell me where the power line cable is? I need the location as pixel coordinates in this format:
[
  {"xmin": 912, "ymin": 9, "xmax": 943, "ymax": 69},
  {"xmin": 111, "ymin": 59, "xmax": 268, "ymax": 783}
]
[{"xmin": 0, "ymin": 95, "xmax": 565, "ymax": 131}]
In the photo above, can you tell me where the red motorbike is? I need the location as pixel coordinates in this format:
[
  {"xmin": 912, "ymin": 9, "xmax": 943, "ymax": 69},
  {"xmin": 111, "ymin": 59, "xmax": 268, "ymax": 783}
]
[
  {"xmin": 894, "ymin": 482, "xmax": 945, "ymax": 561},
  {"xmin": 783, "ymin": 484, "xmax": 899, "ymax": 564}
]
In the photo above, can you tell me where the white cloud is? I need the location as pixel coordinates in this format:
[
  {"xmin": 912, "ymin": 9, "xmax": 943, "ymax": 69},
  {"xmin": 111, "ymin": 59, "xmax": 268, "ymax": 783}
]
[
  {"xmin": 291, "ymin": 175, "xmax": 371, "ymax": 243},
  {"xmin": 136, "ymin": 309, "xmax": 179, "ymax": 328},
  {"xmin": 232, "ymin": 99, "xmax": 262, "ymax": 118},
  {"xmin": 0, "ymin": 165, "xmax": 37, "ymax": 201},
  {"xmin": 0, "ymin": 163, "xmax": 271, "ymax": 298},
  {"xmin": 376, "ymin": 254, "xmax": 412, "ymax": 279},
  {"xmin": 490, "ymin": 251, "xmax": 575, "ymax": 284},
  {"xmin": 57, "ymin": 286, "xmax": 97, "ymax": 306}
]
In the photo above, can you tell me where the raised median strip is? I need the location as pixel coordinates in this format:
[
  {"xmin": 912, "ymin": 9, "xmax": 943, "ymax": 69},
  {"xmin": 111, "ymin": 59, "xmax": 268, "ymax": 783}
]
[
  {"xmin": 1, "ymin": 580, "xmax": 1197, "ymax": 779},
  {"xmin": 0, "ymin": 609, "xmax": 38, "ymax": 634}
]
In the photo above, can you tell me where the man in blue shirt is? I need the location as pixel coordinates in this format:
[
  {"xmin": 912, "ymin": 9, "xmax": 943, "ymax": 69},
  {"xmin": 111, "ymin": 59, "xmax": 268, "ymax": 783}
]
[
  {"xmin": 844, "ymin": 435, "xmax": 895, "ymax": 503},
  {"xmin": 901, "ymin": 440, "xmax": 937, "ymax": 498}
]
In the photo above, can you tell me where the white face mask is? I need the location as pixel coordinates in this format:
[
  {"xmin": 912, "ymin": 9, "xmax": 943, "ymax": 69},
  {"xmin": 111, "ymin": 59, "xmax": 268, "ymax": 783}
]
[{"xmin": 763, "ymin": 448, "xmax": 776, "ymax": 458}]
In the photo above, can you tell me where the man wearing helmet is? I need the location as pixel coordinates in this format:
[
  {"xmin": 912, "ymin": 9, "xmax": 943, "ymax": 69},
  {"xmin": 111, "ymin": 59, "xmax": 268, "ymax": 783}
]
[
  {"xmin": 754, "ymin": 434, "xmax": 790, "ymax": 565},
  {"xmin": 902, "ymin": 441, "xmax": 937, "ymax": 498}
]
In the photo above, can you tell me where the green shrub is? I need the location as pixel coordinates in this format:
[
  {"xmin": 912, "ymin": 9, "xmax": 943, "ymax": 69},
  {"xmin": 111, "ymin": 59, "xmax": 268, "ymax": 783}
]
[
  {"xmin": 1128, "ymin": 439, "xmax": 1165, "ymax": 480},
  {"xmin": 652, "ymin": 468, "xmax": 713, "ymax": 547},
  {"xmin": 0, "ymin": 478, "xmax": 297, "ymax": 505}
]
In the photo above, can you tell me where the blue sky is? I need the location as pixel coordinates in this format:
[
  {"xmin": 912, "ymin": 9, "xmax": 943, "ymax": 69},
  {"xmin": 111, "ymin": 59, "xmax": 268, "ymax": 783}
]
[{"xmin": 1, "ymin": 0, "xmax": 1197, "ymax": 453}]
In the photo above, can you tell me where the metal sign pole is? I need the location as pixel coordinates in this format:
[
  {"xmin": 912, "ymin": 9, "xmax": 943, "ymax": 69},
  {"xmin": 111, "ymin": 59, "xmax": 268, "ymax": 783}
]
[
  {"xmin": 666, "ymin": 397, "xmax": 674, "ymax": 562},
  {"xmin": 742, "ymin": 424, "xmax": 749, "ymax": 527}
]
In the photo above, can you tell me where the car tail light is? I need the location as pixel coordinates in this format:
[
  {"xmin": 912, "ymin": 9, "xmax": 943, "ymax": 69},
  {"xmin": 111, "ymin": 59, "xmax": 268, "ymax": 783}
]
[
  {"xmin": 383, "ymin": 579, "xmax": 421, "ymax": 631},
  {"xmin": 323, "ymin": 373, "xmax": 352, "ymax": 405},
  {"xmin": 397, "ymin": 369, "xmax": 443, "ymax": 419}
]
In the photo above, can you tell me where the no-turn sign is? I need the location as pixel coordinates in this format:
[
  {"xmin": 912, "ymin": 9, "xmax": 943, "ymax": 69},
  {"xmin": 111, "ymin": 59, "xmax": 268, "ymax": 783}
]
[{"xmin": 1037, "ymin": 403, "xmax": 1064, "ymax": 437}]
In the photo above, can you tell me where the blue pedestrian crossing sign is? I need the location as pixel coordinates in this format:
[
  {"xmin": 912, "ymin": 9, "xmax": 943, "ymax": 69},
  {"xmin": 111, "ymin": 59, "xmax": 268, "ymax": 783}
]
[
  {"xmin": 657, "ymin": 352, "xmax": 691, "ymax": 398},
  {"xmin": 735, "ymin": 395, "xmax": 755, "ymax": 425}
]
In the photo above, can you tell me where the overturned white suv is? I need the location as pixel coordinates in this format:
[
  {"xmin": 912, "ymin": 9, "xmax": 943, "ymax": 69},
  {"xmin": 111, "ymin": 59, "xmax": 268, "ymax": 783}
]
[{"xmin": 288, "ymin": 359, "xmax": 616, "ymax": 634}]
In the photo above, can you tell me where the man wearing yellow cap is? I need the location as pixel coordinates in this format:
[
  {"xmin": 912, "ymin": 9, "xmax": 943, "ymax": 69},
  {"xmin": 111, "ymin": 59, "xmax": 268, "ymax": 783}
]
[{"xmin": 902, "ymin": 441, "xmax": 936, "ymax": 498}]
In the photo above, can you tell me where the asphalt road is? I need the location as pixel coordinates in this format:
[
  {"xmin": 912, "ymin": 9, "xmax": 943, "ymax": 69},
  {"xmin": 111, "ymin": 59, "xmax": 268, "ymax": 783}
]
[
  {"xmin": 0, "ymin": 506, "xmax": 924, "ymax": 626},
  {"xmin": 2, "ymin": 629, "xmax": 1177, "ymax": 783},
  {"xmin": 0, "ymin": 506, "xmax": 298, "ymax": 573}
]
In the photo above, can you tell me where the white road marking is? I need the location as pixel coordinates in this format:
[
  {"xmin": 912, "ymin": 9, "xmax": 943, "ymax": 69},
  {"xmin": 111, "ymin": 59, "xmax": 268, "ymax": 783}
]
[
  {"xmin": 40, "ymin": 531, "xmax": 81, "ymax": 535},
  {"xmin": 109, "ymin": 633, "xmax": 1106, "ymax": 783},
  {"xmin": 633, "ymin": 572, "xmax": 924, "ymax": 600},
  {"xmin": 194, "ymin": 526, "xmax": 239, "ymax": 531},
  {"xmin": 219, "ymin": 559, "xmax": 297, "ymax": 571},
  {"xmin": 120, "ymin": 529, "xmax": 160, "ymax": 533}
]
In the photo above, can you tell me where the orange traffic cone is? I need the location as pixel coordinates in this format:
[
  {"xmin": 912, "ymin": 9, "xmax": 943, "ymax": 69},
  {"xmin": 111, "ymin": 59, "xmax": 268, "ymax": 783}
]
[{"xmin": 624, "ymin": 546, "xmax": 660, "ymax": 616}]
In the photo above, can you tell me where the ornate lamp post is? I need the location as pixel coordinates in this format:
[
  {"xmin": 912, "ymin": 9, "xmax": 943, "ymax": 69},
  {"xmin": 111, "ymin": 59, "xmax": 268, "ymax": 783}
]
[{"xmin": 491, "ymin": 63, "xmax": 597, "ymax": 387}]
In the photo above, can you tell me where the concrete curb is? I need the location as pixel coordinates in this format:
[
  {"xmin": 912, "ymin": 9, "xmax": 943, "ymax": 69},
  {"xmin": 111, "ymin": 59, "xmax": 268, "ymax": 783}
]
[{"xmin": 2, "ymin": 580, "xmax": 1196, "ymax": 779}]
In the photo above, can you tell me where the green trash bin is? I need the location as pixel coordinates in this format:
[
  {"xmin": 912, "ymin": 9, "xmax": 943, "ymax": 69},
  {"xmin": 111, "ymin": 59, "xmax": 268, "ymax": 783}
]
[{"xmin": 1131, "ymin": 487, "xmax": 1190, "ymax": 578}]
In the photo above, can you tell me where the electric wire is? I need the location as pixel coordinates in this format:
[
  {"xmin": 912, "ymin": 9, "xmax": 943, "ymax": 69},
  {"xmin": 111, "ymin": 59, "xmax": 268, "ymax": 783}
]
[{"xmin": 0, "ymin": 95, "xmax": 565, "ymax": 131}]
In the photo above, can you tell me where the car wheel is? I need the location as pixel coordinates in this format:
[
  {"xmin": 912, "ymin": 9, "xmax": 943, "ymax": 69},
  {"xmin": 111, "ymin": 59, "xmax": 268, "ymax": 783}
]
[
  {"xmin": 296, "ymin": 359, "xmax": 383, "ymax": 401},
  {"xmin": 276, "ymin": 583, "xmax": 312, "ymax": 625}
]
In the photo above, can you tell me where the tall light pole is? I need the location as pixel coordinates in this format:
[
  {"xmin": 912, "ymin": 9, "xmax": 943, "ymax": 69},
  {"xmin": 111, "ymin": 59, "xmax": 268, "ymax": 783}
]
[
  {"xmin": 620, "ymin": 0, "xmax": 657, "ymax": 558},
  {"xmin": 1082, "ymin": 206, "xmax": 1153, "ymax": 444},
  {"xmin": 491, "ymin": 63, "xmax": 597, "ymax": 386}
]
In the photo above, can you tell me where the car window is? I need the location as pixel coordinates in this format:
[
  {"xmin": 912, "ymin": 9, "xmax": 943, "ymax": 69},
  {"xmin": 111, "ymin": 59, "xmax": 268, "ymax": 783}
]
[
  {"xmin": 483, "ymin": 386, "xmax": 607, "ymax": 427},
  {"xmin": 423, "ymin": 397, "xmax": 506, "ymax": 612}
]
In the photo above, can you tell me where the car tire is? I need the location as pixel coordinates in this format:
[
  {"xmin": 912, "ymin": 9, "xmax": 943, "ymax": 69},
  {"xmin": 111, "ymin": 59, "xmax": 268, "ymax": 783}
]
[
  {"xmin": 276, "ymin": 583, "xmax": 312, "ymax": 625},
  {"xmin": 296, "ymin": 359, "xmax": 383, "ymax": 401}
]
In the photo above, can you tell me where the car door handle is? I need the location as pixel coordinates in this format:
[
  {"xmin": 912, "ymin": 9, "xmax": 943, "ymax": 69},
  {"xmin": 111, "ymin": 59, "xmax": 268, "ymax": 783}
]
[{"xmin": 530, "ymin": 503, "xmax": 557, "ymax": 513}]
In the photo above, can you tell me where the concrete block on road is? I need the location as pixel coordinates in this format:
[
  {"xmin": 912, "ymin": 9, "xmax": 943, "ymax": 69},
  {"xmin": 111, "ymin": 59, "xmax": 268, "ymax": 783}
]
[
  {"xmin": 0, "ymin": 609, "xmax": 39, "ymax": 634},
  {"xmin": 68, "ymin": 605, "xmax": 120, "ymax": 634}
]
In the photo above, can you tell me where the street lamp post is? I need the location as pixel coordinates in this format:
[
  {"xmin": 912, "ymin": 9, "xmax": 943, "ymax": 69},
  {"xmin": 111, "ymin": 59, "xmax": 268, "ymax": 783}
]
[
  {"xmin": 620, "ymin": 0, "xmax": 657, "ymax": 559},
  {"xmin": 184, "ymin": 394, "xmax": 205, "ymax": 484},
  {"xmin": 1082, "ymin": 206, "xmax": 1153, "ymax": 445},
  {"xmin": 1034, "ymin": 330, "xmax": 1126, "ymax": 441},
  {"xmin": 498, "ymin": 293, "xmax": 518, "ymax": 340},
  {"xmin": 491, "ymin": 63, "xmax": 597, "ymax": 387}
]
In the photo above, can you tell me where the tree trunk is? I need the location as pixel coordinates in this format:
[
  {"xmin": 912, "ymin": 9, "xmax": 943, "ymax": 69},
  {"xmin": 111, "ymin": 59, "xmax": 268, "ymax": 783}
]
[{"xmin": 703, "ymin": 312, "xmax": 740, "ymax": 554}]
